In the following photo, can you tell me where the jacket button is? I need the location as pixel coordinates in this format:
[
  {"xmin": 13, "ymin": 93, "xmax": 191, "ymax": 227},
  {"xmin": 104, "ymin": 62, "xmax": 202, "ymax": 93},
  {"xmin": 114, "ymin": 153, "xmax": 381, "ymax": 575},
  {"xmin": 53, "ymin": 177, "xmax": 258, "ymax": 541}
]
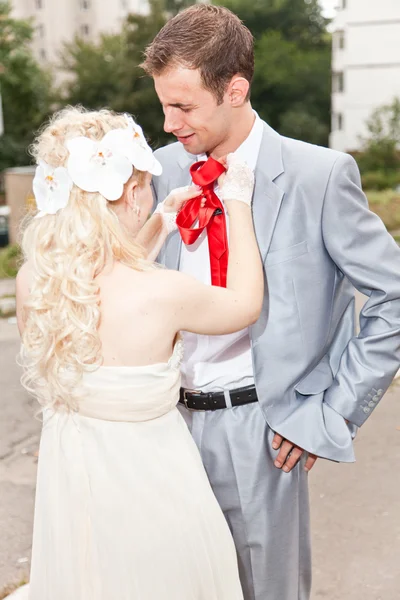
[{"xmin": 363, "ymin": 406, "xmax": 371, "ymax": 414}]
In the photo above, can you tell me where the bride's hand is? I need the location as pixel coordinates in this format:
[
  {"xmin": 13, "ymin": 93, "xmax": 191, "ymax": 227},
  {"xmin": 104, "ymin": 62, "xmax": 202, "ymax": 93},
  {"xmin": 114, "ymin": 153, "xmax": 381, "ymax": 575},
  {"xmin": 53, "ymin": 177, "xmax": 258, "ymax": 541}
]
[
  {"xmin": 163, "ymin": 185, "xmax": 203, "ymax": 213},
  {"xmin": 154, "ymin": 185, "xmax": 204, "ymax": 235},
  {"xmin": 219, "ymin": 154, "xmax": 254, "ymax": 207}
]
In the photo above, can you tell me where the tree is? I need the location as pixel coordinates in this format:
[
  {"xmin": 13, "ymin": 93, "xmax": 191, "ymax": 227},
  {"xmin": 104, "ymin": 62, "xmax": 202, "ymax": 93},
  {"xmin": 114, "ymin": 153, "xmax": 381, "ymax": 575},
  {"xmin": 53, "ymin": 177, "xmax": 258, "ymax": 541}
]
[
  {"xmin": 0, "ymin": 1, "xmax": 53, "ymax": 170},
  {"xmin": 356, "ymin": 98, "xmax": 400, "ymax": 181},
  {"xmin": 113, "ymin": 0, "xmax": 170, "ymax": 147},
  {"xmin": 58, "ymin": 0, "xmax": 174, "ymax": 148},
  {"xmin": 215, "ymin": 0, "xmax": 329, "ymax": 47},
  {"xmin": 164, "ymin": 0, "xmax": 194, "ymax": 16},
  {"xmin": 215, "ymin": 0, "xmax": 332, "ymax": 145},
  {"xmin": 59, "ymin": 34, "xmax": 127, "ymax": 110}
]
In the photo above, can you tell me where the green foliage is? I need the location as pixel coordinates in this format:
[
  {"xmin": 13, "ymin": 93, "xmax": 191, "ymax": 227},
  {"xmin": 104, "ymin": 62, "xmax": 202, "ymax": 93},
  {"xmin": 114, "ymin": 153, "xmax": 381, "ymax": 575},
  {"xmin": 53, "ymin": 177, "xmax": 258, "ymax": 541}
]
[
  {"xmin": 279, "ymin": 107, "xmax": 329, "ymax": 146},
  {"xmin": 0, "ymin": 1, "xmax": 53, "ymax": 171},
  {"xmin": 0, "ymin": 1, "xmax": 32, "ymax": 64},
  {"xmin": 357, "ymin": 98, "xmax": 400, "ymax": 178},
  {"xmin": 251, "ymin": 30, "xmax": 331, "ymax": 144},
  {"xmin": 58, "ymin": 0, "xmax": 171, "ymax": 148},
  {"xmin": 0, "ymin": 243, "xmax": 21, "ymax": 278},
  {"xmin": 114, "ymin": 1, "xmax": 171, "ymax": 148},
  {"xmin": 215, "ymin": 0, "xmax": 329, "ymax": 47},
  {"xmin": 59, "ymin": 34, "xmax": 126, "ymax": 110},
  {"xmin": 216, "ymin": 0, "xmax": 331, "ymax": 145},
  {"xmin": 366, "ymin": 190, "xmax": 400, "ymax": 233},
  {"xmin": 164, "ymin": 0, "xmax": 194, "ymax": 15},
  {"xmin": 361, "ymin": 170, "xmax": 400, "ymax": 192}
]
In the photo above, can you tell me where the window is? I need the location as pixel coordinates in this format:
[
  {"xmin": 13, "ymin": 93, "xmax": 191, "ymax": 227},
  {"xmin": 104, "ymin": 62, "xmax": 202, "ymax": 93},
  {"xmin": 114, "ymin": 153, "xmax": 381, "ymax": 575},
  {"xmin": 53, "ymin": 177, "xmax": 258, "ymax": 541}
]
[
  {"xmin": 37, "ymin": 23, "xmax": 45, "ymax": 38},
  {"xmin": 340, "ymin": 0, "xmax": 347, "ymax": 8},
  {"xmin": 80, "ymin": 0, "xmax": 90, "ymax": 9},
  {"xmin": 39, "ymin": 48, "xmax": 46, "ymax": 60},
  {"xmin": 336, "ymin": 30, "xmax": 345, "ymax": 50},
  {"xmin": 333, "ymin": 71, "xmax": 344, "ymax": 93},
  {"xmin": 333, "ymin": 113, "xmax": 344, "ymax": 131},
  {"xmin": 35, "ymin": 0, "xmax": 43, "ymax": 8},
  {"xmin": 81, "ymin": 24, "xmax": 90, "ymax": 36},
  {"xmin": 121, "ymin": 0, "xmax": 129, "ymax": 8}
]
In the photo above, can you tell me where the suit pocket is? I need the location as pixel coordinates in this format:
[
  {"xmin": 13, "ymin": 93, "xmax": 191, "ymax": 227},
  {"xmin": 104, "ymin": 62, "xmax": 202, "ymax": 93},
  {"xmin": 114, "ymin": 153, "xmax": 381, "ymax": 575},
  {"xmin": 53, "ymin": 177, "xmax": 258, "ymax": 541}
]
[
  {"xmin": 265, "ymin": 240, "xmax": 308, "ymax": 267},
  {"xmin": 294, "ymin": 361, "xmax": 334, "ymax": 396}
]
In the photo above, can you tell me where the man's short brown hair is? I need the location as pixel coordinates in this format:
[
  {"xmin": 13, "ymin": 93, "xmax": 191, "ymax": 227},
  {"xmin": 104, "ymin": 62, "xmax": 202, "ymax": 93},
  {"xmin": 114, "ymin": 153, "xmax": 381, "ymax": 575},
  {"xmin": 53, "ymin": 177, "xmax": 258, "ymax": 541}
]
[{"xmin": 141, "ymin": 5, "xmax": 254, "ymax": 104}]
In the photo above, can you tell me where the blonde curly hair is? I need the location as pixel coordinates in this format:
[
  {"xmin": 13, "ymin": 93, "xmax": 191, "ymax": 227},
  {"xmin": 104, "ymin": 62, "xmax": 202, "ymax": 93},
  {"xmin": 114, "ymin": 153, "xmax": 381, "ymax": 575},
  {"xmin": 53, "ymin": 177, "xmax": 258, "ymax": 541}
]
[{"xmin": 19, "ymin": 106, "xmax": 153, "ymax": 411}]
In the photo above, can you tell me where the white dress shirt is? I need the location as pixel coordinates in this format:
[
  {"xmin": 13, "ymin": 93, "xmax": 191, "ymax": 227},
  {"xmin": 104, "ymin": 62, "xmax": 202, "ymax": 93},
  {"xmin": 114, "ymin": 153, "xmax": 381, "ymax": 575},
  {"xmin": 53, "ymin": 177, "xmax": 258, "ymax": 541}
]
[{"xmin": 179, "ymin": 112, "xmax": 264, "ymax": 393}]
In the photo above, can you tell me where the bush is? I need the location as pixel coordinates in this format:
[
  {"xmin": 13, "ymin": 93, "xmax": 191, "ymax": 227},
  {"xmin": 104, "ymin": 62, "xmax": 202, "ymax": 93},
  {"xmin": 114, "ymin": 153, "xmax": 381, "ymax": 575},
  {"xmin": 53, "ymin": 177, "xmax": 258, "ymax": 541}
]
[
  {"xmin": 357, "ymin": 99, "xmax": 400, "ymax": 174},
  {"xmin": 0, "ymin": 244, "xmax": 22, "ymax": 278},
  {"xmin": 366, "ymin": 190, "xmax": 400, "ymax": 232},
  {"xmin": 361, "ymin": 170, "xmax": 400, "ymax": 191}
]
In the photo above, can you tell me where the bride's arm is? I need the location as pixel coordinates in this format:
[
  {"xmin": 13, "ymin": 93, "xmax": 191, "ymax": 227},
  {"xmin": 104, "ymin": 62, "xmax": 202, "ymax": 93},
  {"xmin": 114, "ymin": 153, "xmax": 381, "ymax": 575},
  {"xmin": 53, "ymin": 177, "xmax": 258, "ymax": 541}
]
[
  {"xmin": 162, "ymin": 156, "xmax": 263, "ymax": 334},
  {"xmin": 135, "ymin": 185, "xmax": 201, "ymax": 261},
  {"xmin": 135, "ymin": 212, "xmax": 165, "ymax": 261}
]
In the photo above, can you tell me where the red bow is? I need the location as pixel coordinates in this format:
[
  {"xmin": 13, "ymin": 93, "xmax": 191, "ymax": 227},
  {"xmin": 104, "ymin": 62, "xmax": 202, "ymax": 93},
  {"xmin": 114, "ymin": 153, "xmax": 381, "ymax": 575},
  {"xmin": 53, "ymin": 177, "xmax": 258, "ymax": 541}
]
[{"xmin": 176, "ymin": 157, "xmax": 228, "ymax": 287}]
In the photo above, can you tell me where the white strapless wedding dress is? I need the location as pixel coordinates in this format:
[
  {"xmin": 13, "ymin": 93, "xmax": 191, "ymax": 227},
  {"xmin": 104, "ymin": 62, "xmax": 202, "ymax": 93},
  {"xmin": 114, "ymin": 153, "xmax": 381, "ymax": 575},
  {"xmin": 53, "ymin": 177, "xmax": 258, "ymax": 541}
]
[{"xmin": 24, "ymin": 340, "xmax": 243, "ymax": 600}]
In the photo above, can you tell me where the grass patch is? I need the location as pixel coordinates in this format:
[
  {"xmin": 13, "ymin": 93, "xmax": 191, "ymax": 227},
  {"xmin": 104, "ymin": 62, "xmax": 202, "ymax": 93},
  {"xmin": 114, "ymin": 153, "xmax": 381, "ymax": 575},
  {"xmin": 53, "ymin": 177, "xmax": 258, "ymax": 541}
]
[
  {"xmin": 0, "ymin": 245, "xmax": 22, "ymax": 279},
  {"xmin": 0, "ymin": 304, "xmax": 16, "ymax": 319},
  {"xmin": 366, "ymin": 189, "xmax": 400, "ymax": 232}
]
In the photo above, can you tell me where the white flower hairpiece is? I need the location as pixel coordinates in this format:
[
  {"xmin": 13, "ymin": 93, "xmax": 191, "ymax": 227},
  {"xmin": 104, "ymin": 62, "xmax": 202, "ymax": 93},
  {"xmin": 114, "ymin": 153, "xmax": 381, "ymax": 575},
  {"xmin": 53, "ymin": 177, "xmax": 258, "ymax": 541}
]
[
  {"xmin": 33, "ymin": 115, "xmax": 163, "ymax": 216},
  {"xmin": 66, "ymin": 131, "xmax": 134, "ymax": 201},
  {"xmin": 123, "ymin": 114, "xmax": 162, "ymax": 176},
  {"xmin": 33, "ymin": 161, "xmax": 73, "ymax": 218}
]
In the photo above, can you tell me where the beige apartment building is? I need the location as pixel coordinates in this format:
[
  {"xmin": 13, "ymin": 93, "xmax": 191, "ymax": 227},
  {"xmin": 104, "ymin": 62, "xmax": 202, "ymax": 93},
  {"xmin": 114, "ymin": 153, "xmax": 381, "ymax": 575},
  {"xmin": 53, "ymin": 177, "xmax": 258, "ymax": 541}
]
[{"xmin": 11, "ymin": 0, "xmax": 149, "ymax": 66}]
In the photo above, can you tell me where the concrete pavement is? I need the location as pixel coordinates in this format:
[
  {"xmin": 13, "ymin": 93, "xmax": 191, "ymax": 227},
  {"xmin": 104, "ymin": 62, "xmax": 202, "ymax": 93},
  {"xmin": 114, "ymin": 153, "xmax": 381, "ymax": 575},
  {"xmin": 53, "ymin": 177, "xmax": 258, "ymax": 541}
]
[
  {"xmin": 0, "ymin": 280, "xmax": 15, "ymax": 298},
  {"xmin": 0, "ymin": 318, "xmax": 399, "ymax": 599},
  {"xmin": 0, "ymin": 319, "xmax": 40, "ymax": 592}
]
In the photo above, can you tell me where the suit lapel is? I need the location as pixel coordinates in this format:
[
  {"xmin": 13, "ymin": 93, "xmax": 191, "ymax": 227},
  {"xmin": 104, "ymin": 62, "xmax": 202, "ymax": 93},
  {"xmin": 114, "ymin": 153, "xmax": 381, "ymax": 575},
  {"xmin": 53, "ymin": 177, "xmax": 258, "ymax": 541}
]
[{"xmin": 252, "ymin": 123, "xmax": 285, "ymax": 263}]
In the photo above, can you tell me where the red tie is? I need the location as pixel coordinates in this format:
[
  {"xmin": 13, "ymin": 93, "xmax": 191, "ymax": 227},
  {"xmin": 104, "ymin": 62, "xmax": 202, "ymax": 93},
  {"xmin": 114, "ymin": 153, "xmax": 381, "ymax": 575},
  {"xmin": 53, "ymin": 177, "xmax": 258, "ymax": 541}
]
[{"xmin": 176, "ymin": 157, "xmax": 228, "ymax": 287}]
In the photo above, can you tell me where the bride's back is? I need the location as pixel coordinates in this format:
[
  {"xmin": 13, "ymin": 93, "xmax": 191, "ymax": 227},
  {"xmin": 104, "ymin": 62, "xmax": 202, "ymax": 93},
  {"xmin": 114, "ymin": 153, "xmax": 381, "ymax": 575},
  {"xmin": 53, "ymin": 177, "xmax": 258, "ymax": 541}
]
[{"xmin": 96, "ymin": 261, "xmax": 178, "ymax": 367}]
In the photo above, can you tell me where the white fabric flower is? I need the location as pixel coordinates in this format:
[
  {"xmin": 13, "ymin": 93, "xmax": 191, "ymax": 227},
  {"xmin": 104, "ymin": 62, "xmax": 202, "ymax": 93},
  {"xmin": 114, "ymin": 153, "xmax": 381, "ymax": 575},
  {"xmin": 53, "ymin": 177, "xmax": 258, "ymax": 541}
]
[
  {"xmin": 33, "ymin": 161, "xmax": 73, "ymax": 218},
  {"xmin": 123, "ymin": 114, "xmax": 163, "ymax": 176},
  {"xmin": 66, "ymin": 132, "xmax": 134, "ymax": 201}
]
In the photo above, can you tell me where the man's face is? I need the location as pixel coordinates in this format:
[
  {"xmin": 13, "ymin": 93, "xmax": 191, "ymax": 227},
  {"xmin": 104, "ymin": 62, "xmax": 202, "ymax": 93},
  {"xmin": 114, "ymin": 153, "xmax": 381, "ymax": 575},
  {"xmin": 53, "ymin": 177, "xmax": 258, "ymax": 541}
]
[{"xmin": 154, "ymin": 66, "xmax": 233, "ymax": 156}]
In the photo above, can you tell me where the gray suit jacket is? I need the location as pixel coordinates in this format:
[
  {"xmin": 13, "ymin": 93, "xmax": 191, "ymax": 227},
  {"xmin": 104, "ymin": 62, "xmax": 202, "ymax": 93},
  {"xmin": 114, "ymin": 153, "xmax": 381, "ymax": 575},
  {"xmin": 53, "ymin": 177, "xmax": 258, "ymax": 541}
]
[{"xmin": 152, "ymin": 121, "xmax": 400, "ymax": 462}]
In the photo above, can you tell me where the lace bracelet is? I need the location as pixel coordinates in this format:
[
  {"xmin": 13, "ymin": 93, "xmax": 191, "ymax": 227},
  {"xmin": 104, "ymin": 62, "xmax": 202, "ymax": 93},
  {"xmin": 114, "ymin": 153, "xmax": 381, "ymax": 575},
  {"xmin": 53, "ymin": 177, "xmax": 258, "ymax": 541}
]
[{"xmin": 154, "ymin": 202, "xmax": 178, "ymax": 234}]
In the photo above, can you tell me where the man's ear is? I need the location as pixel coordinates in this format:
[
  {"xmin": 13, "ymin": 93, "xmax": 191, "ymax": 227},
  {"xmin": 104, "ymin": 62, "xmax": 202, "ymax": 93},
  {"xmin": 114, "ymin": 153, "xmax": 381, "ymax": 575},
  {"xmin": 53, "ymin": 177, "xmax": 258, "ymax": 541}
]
[{"xmin": 228, "ymin": 76, "xmax": 250, "ymax": 107}]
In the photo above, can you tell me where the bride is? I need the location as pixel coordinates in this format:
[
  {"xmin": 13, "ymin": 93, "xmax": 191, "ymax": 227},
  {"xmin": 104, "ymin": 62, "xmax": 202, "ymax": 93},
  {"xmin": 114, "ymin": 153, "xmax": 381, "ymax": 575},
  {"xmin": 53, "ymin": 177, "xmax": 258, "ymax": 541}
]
[{"xmin": 15, "ymin": 106, "xmax": 263, "ymax": 599}]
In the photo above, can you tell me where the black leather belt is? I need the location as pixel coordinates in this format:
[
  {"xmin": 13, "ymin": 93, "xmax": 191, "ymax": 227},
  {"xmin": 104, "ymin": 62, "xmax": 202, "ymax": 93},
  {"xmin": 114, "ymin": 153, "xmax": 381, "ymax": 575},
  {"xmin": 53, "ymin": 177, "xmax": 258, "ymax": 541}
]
[{"xmin": 179, "ymin": 384, "xmax": 258, "ymax": 411}]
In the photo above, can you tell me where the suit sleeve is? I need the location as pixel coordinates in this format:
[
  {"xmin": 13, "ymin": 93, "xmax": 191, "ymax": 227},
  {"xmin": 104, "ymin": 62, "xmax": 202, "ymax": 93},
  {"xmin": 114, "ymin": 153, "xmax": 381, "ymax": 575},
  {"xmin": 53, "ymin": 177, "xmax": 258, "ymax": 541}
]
[{"xmin": 322, "ymin": 153, "xmax": 400, "ymax": 427}]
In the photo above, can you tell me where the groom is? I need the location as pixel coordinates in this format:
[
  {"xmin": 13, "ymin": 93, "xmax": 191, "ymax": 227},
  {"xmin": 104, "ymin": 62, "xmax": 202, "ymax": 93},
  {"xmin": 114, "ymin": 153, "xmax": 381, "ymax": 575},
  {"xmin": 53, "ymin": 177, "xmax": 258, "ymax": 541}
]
[{"xmin": 143, "ymin": 5, "xmax": 400, "ymax": 600}]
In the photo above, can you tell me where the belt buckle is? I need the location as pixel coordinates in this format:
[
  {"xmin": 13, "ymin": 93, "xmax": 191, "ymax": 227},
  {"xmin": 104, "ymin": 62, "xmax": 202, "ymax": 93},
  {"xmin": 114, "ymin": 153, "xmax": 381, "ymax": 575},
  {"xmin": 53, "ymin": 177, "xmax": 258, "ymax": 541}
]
[{"xmin": 183, "ymin": 389, "xmax": 202, "ymax": 411}]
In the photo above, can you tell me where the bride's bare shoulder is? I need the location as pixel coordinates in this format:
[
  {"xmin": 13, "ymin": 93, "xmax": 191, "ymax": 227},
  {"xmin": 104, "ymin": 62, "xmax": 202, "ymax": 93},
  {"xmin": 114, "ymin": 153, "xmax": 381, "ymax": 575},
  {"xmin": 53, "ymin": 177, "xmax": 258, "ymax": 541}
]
[
  {"xmin": 96, "ymin": 262, "xmax": 194, "ymax": 302},
  {"xmin": 16, "ymin": 260, "xmax": 33, "ymax": 295}
]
